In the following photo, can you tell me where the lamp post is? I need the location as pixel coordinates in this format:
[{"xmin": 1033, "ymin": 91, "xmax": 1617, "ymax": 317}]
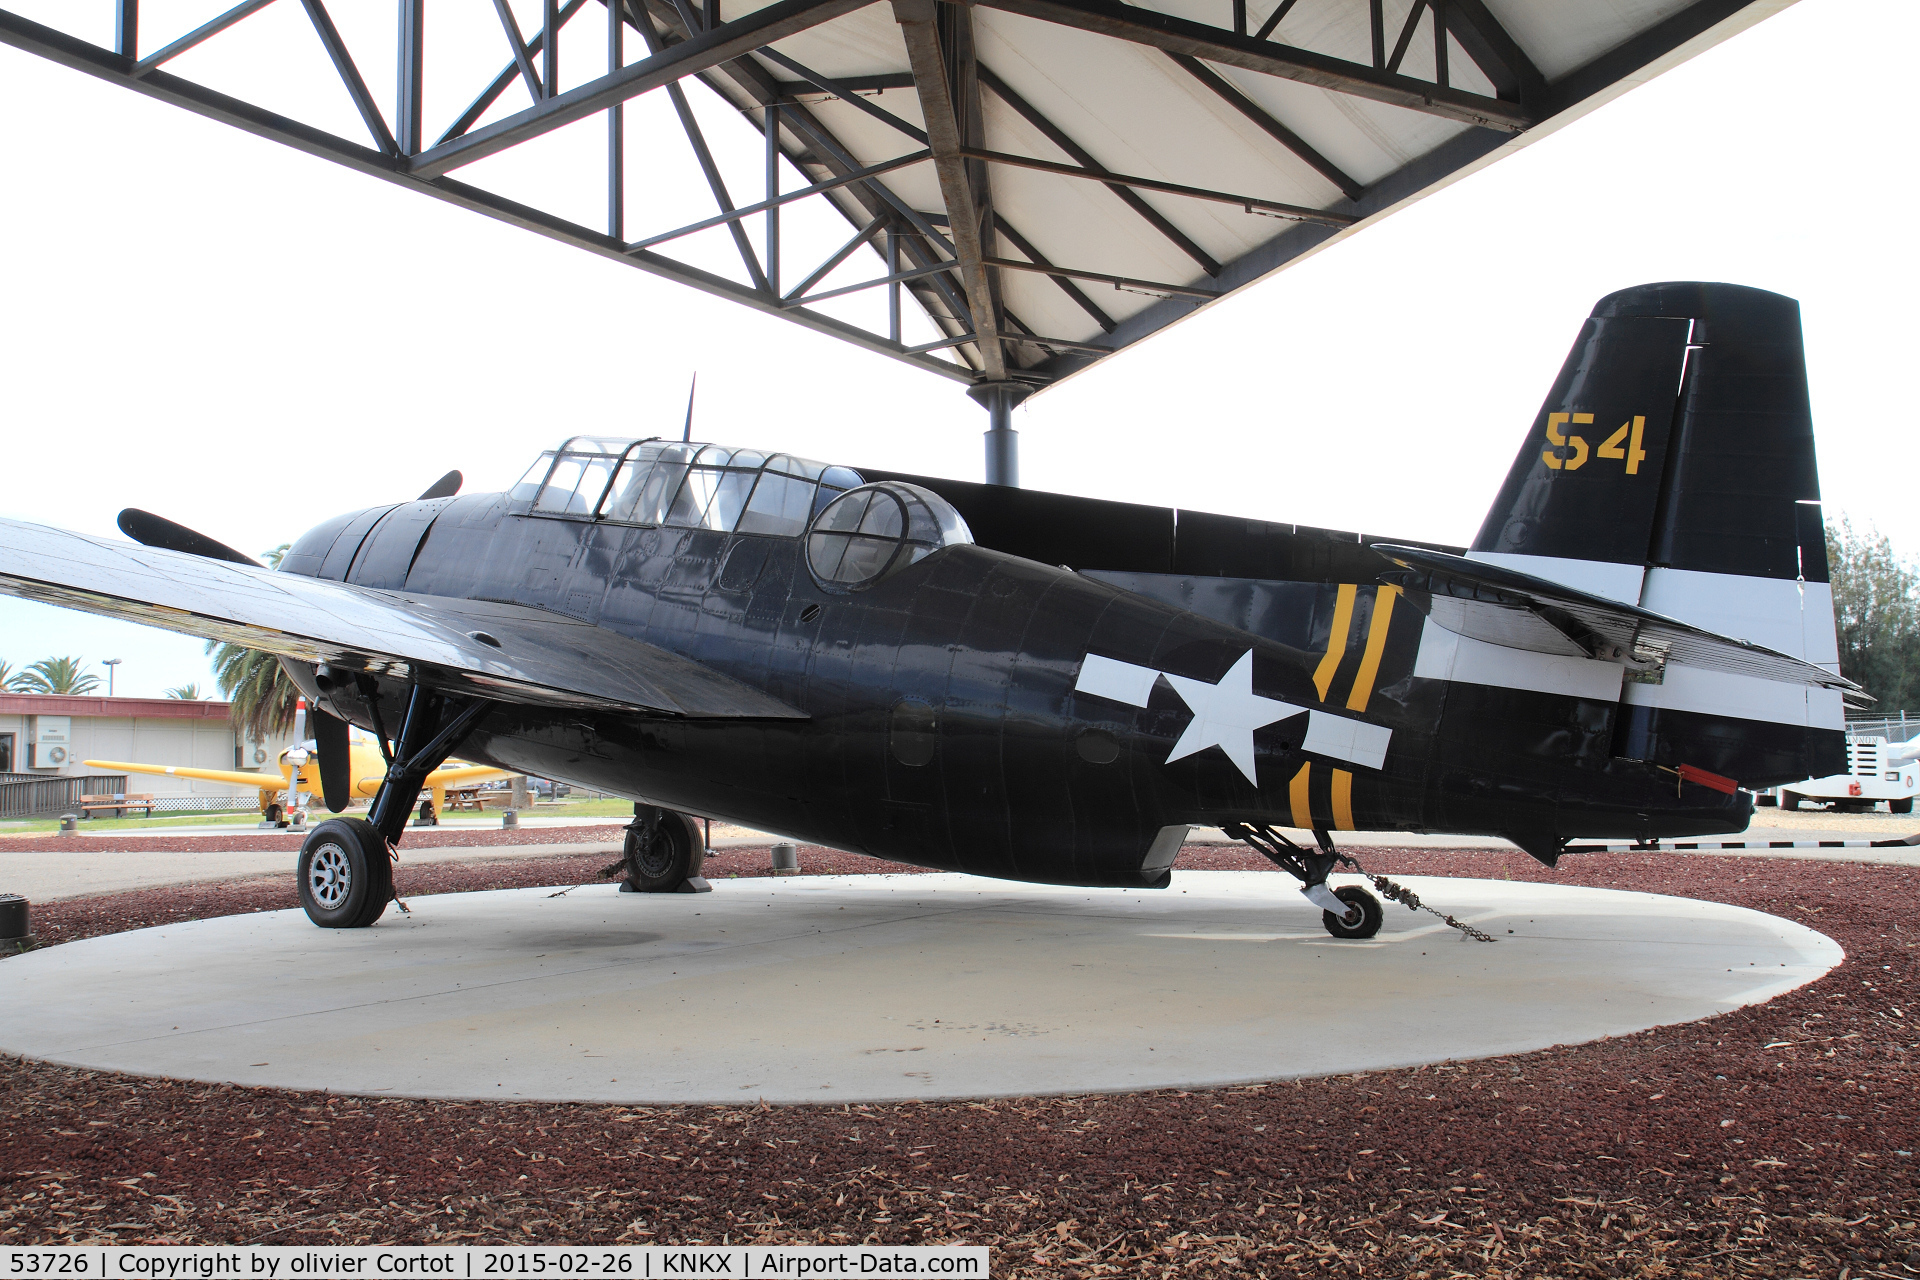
[{"xmin": 101, "ymin": 658, "xmax": 121, "ymax": 697}]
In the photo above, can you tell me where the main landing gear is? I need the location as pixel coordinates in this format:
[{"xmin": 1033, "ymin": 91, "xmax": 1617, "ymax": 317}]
[
  {"xmin": 1223, "ymin": 822, "xmax": 1383, "ymax": 939},
  {"xmin": 296, "ymin": 683, "xmax": 489, "ymax": 929},
  {"xmin": 615, "ymin": 804, "xmax": 711, "ymax": 894}
]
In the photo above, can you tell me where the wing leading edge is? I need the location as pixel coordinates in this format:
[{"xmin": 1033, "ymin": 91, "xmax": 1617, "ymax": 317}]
[{"xmin": 0, "ymin": 518, "xmax": 806, "ymax": 720}]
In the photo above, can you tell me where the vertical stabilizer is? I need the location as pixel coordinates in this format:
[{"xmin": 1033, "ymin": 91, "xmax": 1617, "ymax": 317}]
[{"xmin": 1466, "ymin": 283, "xmax": 1843, "ymax": 786}]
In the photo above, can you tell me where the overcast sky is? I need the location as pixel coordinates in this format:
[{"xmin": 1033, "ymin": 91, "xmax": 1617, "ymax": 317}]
[{"xmin": 1, "ymin": 0, "xmax": 1913, "ymax": 699}]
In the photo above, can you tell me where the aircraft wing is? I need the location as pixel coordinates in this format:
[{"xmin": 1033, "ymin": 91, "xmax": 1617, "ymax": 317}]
[
  {"xmin": 84, "ymin": 759, "xmax": 286, "ymax": 791},
  {"xmin": 425, "ymin": 763, "xmax": 514, "ymax": 787},
  {"xmin": 1370, "ymin": 543, "xmax": 1857, "ymax": 692},
  {"xmin": 0, "ymin": 519, "xmax": 807, "ymax": 719}
]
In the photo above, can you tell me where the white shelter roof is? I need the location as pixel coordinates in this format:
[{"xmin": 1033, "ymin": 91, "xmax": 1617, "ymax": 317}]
[{"xmin": 0, "ymin": 0, "xmax": 1794, "ymax": 390}]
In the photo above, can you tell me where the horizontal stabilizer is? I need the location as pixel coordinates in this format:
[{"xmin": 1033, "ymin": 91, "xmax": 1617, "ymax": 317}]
[
  {"xmin": 1370, "ymin": 543, "xmax": 1855, "ymax": 693},
  {"xmin": 1, "ymin": 519, "xmax": 807, "ymax": 720}
]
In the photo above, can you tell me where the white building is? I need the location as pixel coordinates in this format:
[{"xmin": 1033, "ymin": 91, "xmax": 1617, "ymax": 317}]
[{"xmin": 0, "ymin": 692, "xmax": 293, "ymax": 800}]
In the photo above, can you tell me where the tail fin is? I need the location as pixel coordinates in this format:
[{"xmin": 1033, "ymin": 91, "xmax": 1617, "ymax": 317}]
[{"xmin": 1471, "ymin": 282, "xmax": 1842, "ymax": 785}]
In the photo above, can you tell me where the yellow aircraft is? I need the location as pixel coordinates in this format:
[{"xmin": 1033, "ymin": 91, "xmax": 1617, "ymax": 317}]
[{"xmin": 84, "ymin": 744, "xmax": 512, "ymax": 825}]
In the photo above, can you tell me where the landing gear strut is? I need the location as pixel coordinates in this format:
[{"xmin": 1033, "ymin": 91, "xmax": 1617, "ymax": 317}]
[
  {"xmin": 1223, "ymin": 822, "xmax": 1383, "ymax": 939},
  {"xmin": 295, "ymin": 682, "xmax": 489, "ymax": 928}
]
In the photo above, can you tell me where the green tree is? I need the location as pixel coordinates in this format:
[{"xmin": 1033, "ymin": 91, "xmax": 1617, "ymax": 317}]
[
  {"xmin": 16, "ymin": 656, "xmax": 103, "ymax": 695},
  {"xmin": 1827, "ymin": 518, "xmax": 1920, "ymax": 711},
  {"xmin": 0, "ymin": 659, "xmax": 31, "ymax": 692},
  {"xmin": 165, "ymin": 682, "xmax": 207, "ymax": 700},
  {"xmin": 208, "ymin": 542, "xmax": 301, "ymax": 739}
]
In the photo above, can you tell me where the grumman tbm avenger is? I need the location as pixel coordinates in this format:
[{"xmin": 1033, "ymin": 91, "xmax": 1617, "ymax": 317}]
[{"xmin": 0, "ymin": 283, "xmax": 1868, "ymax": 933}]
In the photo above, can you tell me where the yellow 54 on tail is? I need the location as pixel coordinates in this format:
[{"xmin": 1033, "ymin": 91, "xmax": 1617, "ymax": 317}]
[{"xmin": 1542, "ymin": 412, "xmax": 1648, "ymax": 474}]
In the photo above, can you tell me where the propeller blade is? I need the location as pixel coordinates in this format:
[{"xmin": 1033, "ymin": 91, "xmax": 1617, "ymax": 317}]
[
  {"xmin": 312, "ymin": 704, "xmax": 351, "ymax": 814},
  {"xmin": 116, "ymin": 509, "xmax": 260, "ymax": 567},
  {"xmin": 419, "ymin": 470, "xmax": 463, "ymax": 501}
]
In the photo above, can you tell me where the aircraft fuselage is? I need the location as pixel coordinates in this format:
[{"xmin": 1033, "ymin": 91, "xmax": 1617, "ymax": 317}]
[{"xmin": 286, "ymin": 488, "xmax": 1752, "ymax": 887}]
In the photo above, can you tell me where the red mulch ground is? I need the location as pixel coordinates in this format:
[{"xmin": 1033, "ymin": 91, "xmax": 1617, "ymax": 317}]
[{"xmin": 2, "ymin": 842, "xmax": 1916, "ymax": 1278}]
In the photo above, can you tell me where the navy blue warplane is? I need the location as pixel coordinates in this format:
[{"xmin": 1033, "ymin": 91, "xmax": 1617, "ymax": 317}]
[{"xmin": 0, "ymin": 283, "xmax": 1854, "ymax": 934}]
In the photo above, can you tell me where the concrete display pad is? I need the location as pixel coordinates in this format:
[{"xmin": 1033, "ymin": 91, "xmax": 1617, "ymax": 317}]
[{"xmin": 0, "ymin": 872, "xmax": 1840, "ymax": 1104}]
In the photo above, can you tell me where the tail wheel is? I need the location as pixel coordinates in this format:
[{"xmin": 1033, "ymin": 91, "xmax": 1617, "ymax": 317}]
[
  {"xmin": 1321, "ymin": 884, "xmax": 1383, "ymax": 940},
  {"xmin": 264, "ymin": 802, "xmax": 284, "ymax": 825},
  {"xmin": 624, "ymin": 808, "xmax": 705, "ymax": 892},
  {"xmin": 297, "ymin": 817, "xmax": 393, "ymax": 928}
]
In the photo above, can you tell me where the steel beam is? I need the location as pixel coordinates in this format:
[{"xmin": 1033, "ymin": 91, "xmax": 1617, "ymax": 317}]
[
  {"xmin": 783, "ymin": 212, "xmax": 887, "ymax": 302},
  {"xmin": 793, "ymin": 258, "xmax": 957, "ymax": 305},
  {"xmin": 543, "ymin": 0, "xmax": 560, "ymax": 97},
  {"xmin": 983, "ymin": 256, "xmax": 1215, "ymax": 299},
  {"xmin": 438, "ymin": 0, "xmax": 585, "ymax": 146},
  {"xmin": 114, "ymin": 0, "xmax": 136, "ymax": 58},
  {"xmin": 990, "ymin": 214, "xmax": 1114, "ymax": 334},
  {"xmin": 1251, "ymin": 0, "xmax": 1300, "ymax": 44},
  {"xmin": 133, "ymin": 0, "xmax": 277, "ymax": 77},
  {"xmin": 397, "ymin": 0, "xmax": 424, "ymax": 155},
  {"xmin": 756, "ymin": 48, "xmax": 925, "ymax": 143},
  {"xmin": 959, "ymin": 147, "xmax": 1352, "ymax": 226},
  {"xmin": 301, "ymin": 0, "xmax": 398, "ymax": 157},
  {"xmin": 0, "ymin": 9, "xmax": 973, "ymax": 385},
  {"xmin": 894, "ymin": 0, "xmax": 1005, "ymax": 379},
  {"xmin": 1439, "ymin": 0, "xmax": 1543, "ymax": 105},
  {"xmin": 491, "ymin": 0, "xmax": 545, "ymax": 103},
  {"xmin": 1168, "ymin": 53, "xmax": 1360, "ymax": 200},
  {"xmin": 624, "ymin": 149, "xmax": 928, "ymax": 251},
  {"xmin": 608, "ymin": 0, "xmax": 624, "ymax": 239},
  {"xmin": 968, "ymin": 0, "xmax": 1530, "ymax": 132},
  {"xmin": 1542, "ymin": 0, "xmax": 1762, "ymax": 116},
  {"xmin": 976, "ymin": 64, "xmax": 1217, "ymax": 276},
  {"xmin": 411, "ymin": 0, "xmax": 872, "ymax": 178}
]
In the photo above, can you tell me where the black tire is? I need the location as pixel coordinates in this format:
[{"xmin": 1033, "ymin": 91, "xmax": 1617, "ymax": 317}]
[
  {"xmin": 265, "ymin": 802, "xmax": 284, "ymax": 825},
  {"xmin": 1754, "ymin": 793, "xmax": 1777, "ymax": 807},
  {"xmin": 1321, "ymin": 884, "xmax": 1383, "ymax": 940},
  {"xmin": 1889, "ymin": 797, "xmax": 1913, "ymax": 815},
  {"xmin": 298, "ymin": 817, "xmax": 393, "ymax": 928},
  {"xmin": 417, "ymin": 798, "xmax": 437, "ymax": 826},
  {"xmin": 1780, "ymin": 791, "xmax": 1802, "ymax": 812},
  {"xmin": 623, "ymin": 807, "xmax": 705, "ymax": 892}
]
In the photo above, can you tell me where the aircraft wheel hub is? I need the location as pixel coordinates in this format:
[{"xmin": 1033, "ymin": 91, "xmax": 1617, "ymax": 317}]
[{"xmin": 307, "ymin": 843, "xmax": 351, "ymax": 910}]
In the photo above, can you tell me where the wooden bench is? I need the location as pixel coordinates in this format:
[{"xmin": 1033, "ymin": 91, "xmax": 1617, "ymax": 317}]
[{"xmin": 79, "ymin": 792, "xmax": 157, "ymax": 818}]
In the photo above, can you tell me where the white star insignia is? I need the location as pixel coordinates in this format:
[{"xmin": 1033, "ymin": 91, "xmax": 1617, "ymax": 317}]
[
  {"xmin": 1162, "ymin": 651, "xmax": 1306, "ymax": 784},
  {"xmin": 1074, "ymin": 650, "xmax": 1394, "ymax": 781}
]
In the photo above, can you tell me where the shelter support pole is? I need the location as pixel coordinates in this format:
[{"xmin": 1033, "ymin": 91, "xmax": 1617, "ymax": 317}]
[{"xmin": 968, "ymin": 381, "xmax": 1032, "ymax": 487}]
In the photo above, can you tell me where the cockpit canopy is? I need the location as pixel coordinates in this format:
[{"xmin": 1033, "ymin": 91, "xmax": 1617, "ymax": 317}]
[
  {"xmin": 508, "ymin": 440, "xmax": 974, "ymax": 588},
  {"xmin": 511, "ymin": 438, "xmax": 865, "ymax": 536}
]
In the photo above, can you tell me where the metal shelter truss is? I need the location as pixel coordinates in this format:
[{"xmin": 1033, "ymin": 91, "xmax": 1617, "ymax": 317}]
[{"xmin": 1, "ymin": 0, "xmax": 1787, "ymax": 482}]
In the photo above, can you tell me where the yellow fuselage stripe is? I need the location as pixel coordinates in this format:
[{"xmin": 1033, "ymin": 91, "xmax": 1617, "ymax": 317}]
[
  {"xmin": 1331, "ymin": 769, "xmax": 1355, "ymax": 831},
  {"xmin": 1313, "ymin": 584, "xmax": 1357, "ymax": 701},
  {"xmin": 1345, "ymin": 585, "xmax": 1402, "ymax": 713},
  {"xmin": 1289, "ymin": 762, "xmax": 1313, "ymax": 829}
]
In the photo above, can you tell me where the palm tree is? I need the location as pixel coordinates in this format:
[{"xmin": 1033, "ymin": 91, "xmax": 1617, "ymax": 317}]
[
  {"xmin": 17, "ymin": 656, "xmax": 103, "ymax": 695},
  {"xmin": 0, "ymin": 659, "xmax": 29, "ymax": 692},
  {"xmin": 208, "ymin": 644, "xmax": 300, "ymax": 739},
  {"xmin": 165, "ymin": 682, "xmax": 207, "ymax": 700},
  {"xmin": 208, "ymin": 541, "xmax": 301, "ymax": 738}
]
